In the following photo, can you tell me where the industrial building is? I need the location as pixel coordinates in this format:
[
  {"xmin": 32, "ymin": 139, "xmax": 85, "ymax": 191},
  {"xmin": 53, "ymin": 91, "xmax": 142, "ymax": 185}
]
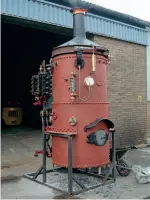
[
  {"xmin": 1, "ymin": 0, "xmax": 150, "ymax": 146},
  {"xmin": 147, "ymin": 30, "xmax": 150, "ymax": 142}
]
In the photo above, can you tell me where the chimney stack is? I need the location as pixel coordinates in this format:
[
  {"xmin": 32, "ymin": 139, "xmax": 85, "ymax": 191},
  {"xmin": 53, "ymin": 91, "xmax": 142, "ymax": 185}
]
[{"xmin": 70, "ymin": 8, "xmax": 88, "ymax": 39}]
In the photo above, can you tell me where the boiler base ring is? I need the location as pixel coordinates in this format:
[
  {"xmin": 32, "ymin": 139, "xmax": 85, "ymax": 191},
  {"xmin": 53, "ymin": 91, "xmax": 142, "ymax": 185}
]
[{"xmin": 52, "ymin": 161, "xmax": 110, "ymax": 169}]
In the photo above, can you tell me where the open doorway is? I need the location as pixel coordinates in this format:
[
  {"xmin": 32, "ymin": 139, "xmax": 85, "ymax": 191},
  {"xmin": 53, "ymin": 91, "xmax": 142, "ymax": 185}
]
[{"xmin": 1, "ymin": 22, "xmax": 71, "ymax": 131}]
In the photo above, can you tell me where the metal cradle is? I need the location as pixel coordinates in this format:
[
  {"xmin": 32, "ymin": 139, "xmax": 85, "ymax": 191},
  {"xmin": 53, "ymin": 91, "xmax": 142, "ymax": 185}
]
[{"xmin": 23, "ymin": 130, "xmax": 116, "ymax": 195}]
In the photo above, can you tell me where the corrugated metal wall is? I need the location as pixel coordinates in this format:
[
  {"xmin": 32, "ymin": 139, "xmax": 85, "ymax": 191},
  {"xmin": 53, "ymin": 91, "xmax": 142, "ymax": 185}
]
[{"xmin": 1, "ymin": 0, "xmax": 148, "ymax": 45}]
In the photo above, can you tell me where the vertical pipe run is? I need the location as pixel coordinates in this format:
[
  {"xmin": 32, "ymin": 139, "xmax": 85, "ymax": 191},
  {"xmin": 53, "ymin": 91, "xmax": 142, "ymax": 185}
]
[
  {"xmin": 43, "ymin": 133, "xmax": 47, "ymax": 183},
  {"xmin": 112, "ymin": 131, "xmax": 116, "ymax": 181},
  {"xmin": 68, "ymin": 136, "xmax": 73, "ymax": 194}
]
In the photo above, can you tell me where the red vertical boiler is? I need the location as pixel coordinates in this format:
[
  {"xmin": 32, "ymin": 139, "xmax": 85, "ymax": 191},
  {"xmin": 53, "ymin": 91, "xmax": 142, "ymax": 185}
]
[{"xmin": 46, "ymin": 8, "xmax": 113, "ymax": 168}]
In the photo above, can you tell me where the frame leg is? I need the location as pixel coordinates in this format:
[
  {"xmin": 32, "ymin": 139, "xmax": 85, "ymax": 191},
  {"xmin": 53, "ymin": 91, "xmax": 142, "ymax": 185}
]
[
  {"xmin": 68, "ymin": 136, "xmax": 73, "ymax": 194},
  {"xmin": 73, "ymin": 177, "xmax": 86, "ymax": 189},
  {"xmin": 43, "ymin": 133, "xmax": 47, "ymax": 183},
  {"xmin": 102, "ymin": 163, "xmax": 114, "ymax": 185},
  {"xmin": 112, "ymin": 131, "xmax": 116, "ymax": 181},
  {"xmin": 33, "ymin": 165, "xmax": 43, "ymax": 179},
  {"xmin": 24, "ymin": 132, "xmax": 115, "ymax": 195}
]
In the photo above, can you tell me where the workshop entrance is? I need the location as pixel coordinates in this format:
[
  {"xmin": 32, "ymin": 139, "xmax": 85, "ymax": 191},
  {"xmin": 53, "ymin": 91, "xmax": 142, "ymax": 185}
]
[{"xmin": 1, "ymin": 20, "xmax": 71, "ymax": 132}]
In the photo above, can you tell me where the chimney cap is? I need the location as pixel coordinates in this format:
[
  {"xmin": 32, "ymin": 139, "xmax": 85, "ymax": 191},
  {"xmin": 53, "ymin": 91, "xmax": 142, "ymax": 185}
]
[{"xmin": 70, "ymin": 8, "xmax": 88, "ymax": 14}]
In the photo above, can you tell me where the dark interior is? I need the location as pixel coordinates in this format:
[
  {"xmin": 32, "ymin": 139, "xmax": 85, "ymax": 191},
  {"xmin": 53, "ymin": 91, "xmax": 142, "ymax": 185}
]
[{"xmin": 1, "ymin": 22, "xmax": 71, "ymax": 129}]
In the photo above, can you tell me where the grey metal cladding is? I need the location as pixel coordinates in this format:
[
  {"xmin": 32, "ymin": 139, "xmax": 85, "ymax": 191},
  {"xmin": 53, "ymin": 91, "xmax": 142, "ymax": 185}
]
[{"xmin": 1, "ymin": 0, "xmax": 148, "ymax": 45}]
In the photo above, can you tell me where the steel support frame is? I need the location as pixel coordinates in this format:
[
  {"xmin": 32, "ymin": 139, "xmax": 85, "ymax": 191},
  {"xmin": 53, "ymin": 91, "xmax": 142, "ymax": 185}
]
[{"xmin": 23, "ymin": 131, "xmax": 116, "ymax": 195}]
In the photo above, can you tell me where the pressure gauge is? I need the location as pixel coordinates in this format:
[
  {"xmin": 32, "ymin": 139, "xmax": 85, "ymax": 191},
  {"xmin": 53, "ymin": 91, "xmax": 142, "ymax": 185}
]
[{"xmin": 84, "ymin": 76, "xmax": 95, "ymax": 87}]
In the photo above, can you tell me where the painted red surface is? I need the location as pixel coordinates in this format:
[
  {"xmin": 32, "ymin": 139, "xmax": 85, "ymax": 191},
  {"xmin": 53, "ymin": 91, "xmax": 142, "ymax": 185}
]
[{"xmin": 47, "ymin": 51, "xmax": 110, "ymax": 168}]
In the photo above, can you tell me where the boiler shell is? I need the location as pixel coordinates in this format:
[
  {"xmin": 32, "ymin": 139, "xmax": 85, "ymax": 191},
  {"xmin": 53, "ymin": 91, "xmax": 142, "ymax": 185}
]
[{"xmin": 50, "ymin": 48, "xmax": 110, "ymax": 168}]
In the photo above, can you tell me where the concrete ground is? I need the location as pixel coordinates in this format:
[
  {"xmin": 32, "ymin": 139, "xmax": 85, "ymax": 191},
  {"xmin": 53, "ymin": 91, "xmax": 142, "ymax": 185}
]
[{"xmin": 1, "ymin": 126, "xmax": 150, "ymax": 199}]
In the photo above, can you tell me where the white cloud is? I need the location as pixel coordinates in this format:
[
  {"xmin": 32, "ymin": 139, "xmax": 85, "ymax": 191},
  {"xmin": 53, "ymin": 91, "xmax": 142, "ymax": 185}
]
[{"xmin": 84, "ymin": 0, "xmax": 150, "ymax": 21}]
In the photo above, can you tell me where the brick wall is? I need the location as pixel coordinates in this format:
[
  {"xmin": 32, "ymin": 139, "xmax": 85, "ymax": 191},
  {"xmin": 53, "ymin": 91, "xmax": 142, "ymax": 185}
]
[
  {"xmin": 148, "ymin": 102, "xmax": 150, "ymax": 138},
  {"xmin": 91, "ymin": 35, "xmax": 147, "ymax": 147}
]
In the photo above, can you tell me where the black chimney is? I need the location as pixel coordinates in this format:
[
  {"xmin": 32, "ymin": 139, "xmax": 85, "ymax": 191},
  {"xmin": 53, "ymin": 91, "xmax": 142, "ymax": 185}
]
[
  {"xmin": 56, "ymin": 5, "xmax": 100, "ymax": 47},
  {"xmin": 71, "ymin": 8, "xmax": 88, "ymax": 39}
]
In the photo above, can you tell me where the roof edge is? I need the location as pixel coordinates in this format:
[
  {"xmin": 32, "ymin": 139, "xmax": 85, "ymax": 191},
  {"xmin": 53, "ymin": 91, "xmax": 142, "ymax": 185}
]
[{"xmin": 44, "ymin": 0, "xmax": 150, "ymax": 28}]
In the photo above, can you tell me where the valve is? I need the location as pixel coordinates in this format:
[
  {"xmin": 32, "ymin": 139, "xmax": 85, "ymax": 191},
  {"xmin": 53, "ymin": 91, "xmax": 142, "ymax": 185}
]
[
  {"xmin": 30, "ymin": 61, "xmax": 53, "ymax": 98},
  {"xmin": 33, "ymin": 96, "xmax": 41, "ymax": 106},
  {"xmin": 74, "ymin": 47, "xmax": 85, "ymax": 69},
  {"xmin": 30, "ymin": 75, "xmax": 39, "ymax": 96},
  {"xmin": 43, "ymin": 73, "xmax": 52, "ymax": 96},
  {"xmin": 30, "ymin": 60, "xmax": 53, "ymax": 108}
]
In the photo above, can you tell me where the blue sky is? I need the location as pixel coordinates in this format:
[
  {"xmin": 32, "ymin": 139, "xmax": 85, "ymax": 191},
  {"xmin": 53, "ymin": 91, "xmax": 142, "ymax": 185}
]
[{"xmin": 85, "ymin": 0, "xmax": 150, "ymax": 22}]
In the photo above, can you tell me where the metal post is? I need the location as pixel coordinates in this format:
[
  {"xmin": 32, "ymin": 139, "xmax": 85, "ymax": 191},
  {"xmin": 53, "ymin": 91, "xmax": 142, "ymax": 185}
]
[
  {"xmin": 112, "ymin": 130, "xmax": 116, "ymax": 181},
  {"xmin": 68, "ymin": 136, "xmax": 73, "ymax": 194},
  {"xmin": 43, "ymin": 133, "xmax": 47, "ymax": 183}
]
